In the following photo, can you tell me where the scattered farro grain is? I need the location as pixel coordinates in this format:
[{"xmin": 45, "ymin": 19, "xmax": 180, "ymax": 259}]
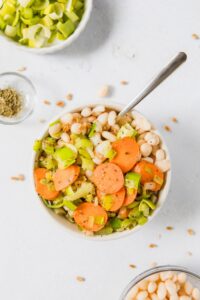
[
  {"xmin": 76, "ymin": 276, "xmax": 85, "ymax": 282},
  {"xmin": 187, "ymin": 228, "xmax": 196, "ymax": 236},
  {"xmin": 98, "ymin": 85, "xmax": 109, "ymax": 97},
  {"xmin": 56, "ymin": 101, "xmax": 65, "ymax": 107},
  {"xmin": 129, "ymin": 264, "xmax": 137, "ymax": 269},
  {"xmin": 66, "ymin": 93, "xmax": 73, "ymax": 101},
  {"xmin": 150, "ymin": 262, "xmax": 158, "ymax": 268},
  {"xmin": 11, "ymin": 174, "xmax": 25, "ymax": 181},
  {"xmin": 39, "ymin": 118, "xmax": 46, "ymax": 123},
  {"xmin": 192, "ymin": 33, "xmax": 199, "ymax": 39},
  {"xmin": 166, "ymin": 226, "xmax": 174, "ymax": 231},
  {"xmin": 187, "ymin": 251, "xmax": 193, "ymax": 256},
  {"xmin": 149, "ymin": 244, "xmax": 158, "ymax": 248},
  {"xmin": 171, "ymin": 117, "xmax": 178, "ymax": 123},
  {"xmin": 43, "ymin": 100, "xmax": 51, "ymax": 105},
  {"xmin": 17, "ymin": 66, "xmax": 27, "ymax": 72},
  {"xmin": 163, "ymin": 125, "xmax": 171, "ymax": 132},
  {"xmin": 120, "ymin": 80, "xmax": 129, "ymax": 85}
]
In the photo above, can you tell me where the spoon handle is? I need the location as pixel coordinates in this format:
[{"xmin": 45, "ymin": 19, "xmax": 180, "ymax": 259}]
[{"xmin": 119, "ymin": 52, "xmax": 187, "ymax": 116}]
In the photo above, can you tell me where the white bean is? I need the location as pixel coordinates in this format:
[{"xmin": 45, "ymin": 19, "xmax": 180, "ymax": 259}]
[
  {"xmin": 142, "ymin": 157, "xmax": 154, "ymax": 163},
  {"xmin": 81, "ymin": 107, "xmax": 92, "ymax": 117},
  {"xmin": 87, "ymin": 116, "xmax": 96, "ymax": 123},
  {"xmin": 136, "ymin": 291, "xmax": 148, "ymax": 300},
  {"xmin": 140, "ymin": 143, "xmax": 152, "ymax": 157},
  {"xmin": 165, "ymin": 279, "xmax": 177, "ymax": 295},
  {"xmin": 92, "ymin": 105, "xmax": 105, "ymax": 116},
  {"xmin": 71, "ymin": 123, "xmax": 82, "ymax": 134},
  {"xmin": 98, "ymin": 85, "xmax": 109, "ymax": 97},
  {"xmin": 192, "ymin": 288, "xmax": 200, "ymax": 300},
  {"xmin": 177, "ymin": 273, "xmax": 187, "ymax": 284},
  {"xmin": 160, "ymin": 272, "xmax": 173, "ymax": 281},
  {"xmin": 102, "ymin": 131, "xmax": 117, "ymax": 142},
  {"xmin": 90, "ymin": 133, "xmax": 102, "ymax": 146},
  {"xmin": 93, "ymin": 156, "xmax": 103, "ymax": 165},
  {"xmin": 133, "ymin": 116, "xmax": 151, "ymax": 132},
  {"xmin": 61, "ymin": 132, "xmax": 70, "ymax": 143},
  {"xmin": 145, "ymin": 132, "xmax": 160, "ymax": 146},
  {"xmin": 138, "ymin": 280, "xmax": 148, "ymax": 290},
  {"xmin": 148, "ymin": 274, "xmax": 160, "ymax": 281},
  {"xmin": 151, "ymin": 293, "xmax": 159, "ymax": 300},
  {"xmin": 180, "ymin": 296, "xmax": 192, "ymax": 300},
  {"xmin": 95, "ymin": 121, "xmax": 103, "ymax": 133},
  {"xmin": 155, "ymin": 160, "xmax": 170, "ymax": 172},
  {"xmin": 86, "ymin": 147, "xmax": 95, "ymax": 158},
  {"xmin": 155, "ymin": 149, "xmax": 166, "ymax": 161},
  {"xmin": 57, "ymin": 139, "xmax": 65, "ymax": 148},
  {"xmin": 85, "ymin": 170, "xmax": 93, "ymax": 179},
  {"xmin": 126, "ymin": 285, "xmax": 139, "ymax": 300},
  {"xmin": 169, "ymin": 294, "xmax": 179, "ymax": 300},
  {"xmin": 157, "ymin": 282, "xmax": 167, "ymax": 299},
  {"xmin": 184, "ymin": 281, "xmax": 193, "ymax": 295},
  {"xmin": 111, "ymin": 124, "xmax": 120, "ymax": 134},
  {"xmin": 49, "ymin": 123, "xmax": 61, "ymax": 137},
  {"xmin": 97, "ymin": 112, "xmax": 108, "ymax": 125},
  {"xmin": 95, "ymin": 141, "xmax": 111, "ymax": 156},
  {"xmin": 108, "ymin": 111, "xmax": 117, "ymax": 126},
  {"xmin": 148, "ymin": 282, "xmax": 157, "ymax": 293},
  {"xmin": 60, "ymin": 113, "xmax": 73, "ymax": 124}
]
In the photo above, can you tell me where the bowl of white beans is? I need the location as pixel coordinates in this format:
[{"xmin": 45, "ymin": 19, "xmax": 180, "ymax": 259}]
[
  {"xmin": 120, "ymin": 265, "xmax": 200, "ymax": 300},
  {"xmin": 32, "ymin": 101, "xmax": 171, "ymax": 240}
]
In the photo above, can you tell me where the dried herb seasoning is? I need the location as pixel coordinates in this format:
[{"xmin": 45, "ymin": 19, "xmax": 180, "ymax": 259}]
[{"xmin": 0, "ymin": 88, "xmax": 22, "ymax": 117}]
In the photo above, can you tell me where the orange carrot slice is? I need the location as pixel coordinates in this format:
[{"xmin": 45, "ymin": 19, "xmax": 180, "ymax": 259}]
[
  {"xmin": 92, "ymin": 162, "xmax": 124, "ymax": 194},
  {"xmin": 134, "ymin": 161, "xmax": 164, "ymax": 191},
  {"xmin": 111, "ymin": 137, "xmax": 140, "ymax": 173},
  {"xmin": 73, "ymin": 203, "xmax": 108, "ymax": 232},
  {"xmin": 123, "ymin": 188, "xmax": 137, "ymax": 206},
  {"xmin": 34, "ymin": 168, "xmax": 59, "ymax": 200},
  {"xmin": 97, "ymin": 187, "xmax": 125, "ymax": 212},
  {"xmin": 53, "ymin": 165, "xmax": 80, "ymax": 191}
]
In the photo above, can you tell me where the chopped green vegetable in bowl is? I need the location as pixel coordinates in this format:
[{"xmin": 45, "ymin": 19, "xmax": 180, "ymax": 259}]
[
  {"xmin": 33, "ymin": 104, "xmax": 171, "ymax": 239},
  {"xmin": 0, "ymin": 0, "xmax": 92, "ymax": 53}
]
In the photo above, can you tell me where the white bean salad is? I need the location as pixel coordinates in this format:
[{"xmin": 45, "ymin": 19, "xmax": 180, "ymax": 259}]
[
  {"xmin": 125, "ymin": 271, "xmax": 200, "ymax": 300},
  {"xmin": 33, "ymin": 105, "xmax": 170, "ymax": 236}
]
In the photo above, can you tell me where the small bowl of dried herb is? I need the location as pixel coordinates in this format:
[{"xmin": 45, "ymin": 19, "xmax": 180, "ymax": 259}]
[{"xmin": 0, "ymin": 72, "xmax": 36, "ymax": 125}]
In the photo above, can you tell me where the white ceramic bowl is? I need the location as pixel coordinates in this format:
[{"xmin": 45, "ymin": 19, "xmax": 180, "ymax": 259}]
[
  {"xmin": 0, "ymin": 0, "xmax": 93, "ymax": 55},
  {"xmin": 32, "ymin": 101, "xmax": 171, "ymax": 240}
]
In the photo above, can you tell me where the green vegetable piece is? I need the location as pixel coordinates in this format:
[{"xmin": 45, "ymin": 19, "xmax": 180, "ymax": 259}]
[
  {"xmin": 141, "ymin": 199, "xmax": 156, "ymax": 210},
  {"xmin": 106, "ymin": 148, "xmax": 117, "ymax": 160},
  {"xmin": 127, "ymin": 201, "xmax": 140, "ymax": 209},
  {"xmin": 5, "ymin": 25, "xmax": 17, "ymax": 37},
  {"xmin": 57, "ymin": 19, "xmax": 75, "ymax": 38},
  {"xmin": 43, "ymin": 198, "xmax": 64, "ymax": 208},
  {"xmin": 65, "ymin": 186, "xmax": 74, "ymax": 196},
  {"xmin": 138, "ymin": 216, "xmax": 148, "ymax": 225},
  {"xmin": 21, "ymin": 8, "xmax": 33, "ymax": 19},
  {"xmin": 40, "ymin": 156, "xmax": 57, "ymax": 170},
  {"xmin": 64, "ymin": 200, "xmax": 77, "ymax": 211},
  {"xmin": 125, "ymin": 172, "xmax": 141, "ymax": 189},
  {"xmin": 139, "ymin": 202, "xmax": 150, "ymax": 217},
  {"xmin": 110, "ymin": 218, "xmax": 122, "ymax": 230},
  {"xmin": 65, "ymin": 10, "xmax": 79, "ymax": 22},
  {"xmin": 81, "ymin": 156, "xmax": 94, "ymax": 171},
  {"xmin": 33, "ymin": 139, "xmax": 42, "ymax": 152},
  {"xmin": 75, "ymin": 137, "xmax": 93, "ymax": 150},
  {"xmin": 42, "ymin": 137, "xmax": 56, "ymax": 155},
  {"xmin": 117, "ymin": 123, "xmax": 138, "ymax": 139},
  {"xmin": 96, "ymin": 226, "xmax": 113, "ymax": 235},
  {"xmin": 101, "ymin": 195, "xmax": 113, "ymax": 211},
  {"xmin": 32, "ymin": 0, "xmax": 49, "ymax": 11},
  {"xmin": 120, "ymin": 219, "xmax": 132, "ymax": 229},
  {"xmin": 64, "ymin": 182, "xmax": 95, "ymax": 202},
  {"xmin": 88, "ymin": 123, "xmax": 96, "ymax": 138},
  {"xmin": 129, "ymin": 207, "xmax": 141, "ymax": 218},
  {"xmin": 54, "ymin": 146, "xmax": 77, "ymax": 169}
]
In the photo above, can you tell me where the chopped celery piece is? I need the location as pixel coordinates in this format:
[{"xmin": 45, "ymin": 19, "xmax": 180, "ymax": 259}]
[
  {"xmin": 43, "ymin": 198, "xmax": 64, "ymax": 208},
  {"xmin": 101, "ymin": 195, "xmax": 113, "ymax": 211},
  {"xmin": 21, "ymin": 16, "xmax": 40, "ymax": 25},
  {"xmin": 57, "ymin": 19, "xmax": 75, "ymax": 38},
  {"xmin": 117, "ymin": 123, "xmax": 138, "ymax": 139},
  {"xmin": 139, "ymin": 202, "xmax": 150, "ymax": 217},
  {"xmin": 21, "ymin": 8, "xmax": 33, "ymax": 19},
  {"xmin": 42, "ymin": 137, "xmax": 56, "ymax": 155},
  {"xmin": 0, "ymin": 16, "xmax": 6, "ymax": 30},
  {"xmin": 79, "ymin": 148, "xmax": 91, "ymax": 159},
  {"xmin": 141, "ymin": 199, "xmax": 156, "ymax": 210},
  {"xmin": 41, "ymin": 15, "xmax": 53, "ymax": 27},
  {"xmin": 138, "ymin": 216, "xmax": 148, "ymax": 225},
  {"xmin": 120, "ymin": 219, "xmax": 132, "ymax": 229},
  {"xmin": 110, "ymin": 218, "xmax": 122, "ymax": 230},
  {"xmin": 88, "ymin": 123, "xmax": 96, "ymax": 138},
  {"xmin": 64, "ymin": 200, "xmax": 77, "ymax": 211},
  {"xmin": 106, "ymin": 148, "xmax": 117, "ymax": 160},
  {"xmin": 65, "ymin": 10, "xmax": 79, "ymax": 22},
  {"xmin": 75, "ymin": 137, "xmax": 93, "ymax": 150},
  {"xmin": 81, "ymin": 156, "xmax": 94, "ymax": 171},
  {"xmin": 125, "ymin": 172, "xmax": 141, "ymax": 189},
  {"xmin": 22, "ymin": 24, "xmax": 51, "ymax": 47},
  {"xmin": 64, "ymin": 182, "xmax": 95, "ymax": 201},
  {"xmin": 49, "ymin": 120, "xmax": 60, "ymax": 127},
  {"xmin": 127, "ymin": 201, "xmax": 140, "ymax": 209},
  {"xmin": 40, "ymin": 156, "xmax": 57, "ymax": 170},
  {"xmin": 65, "ymin": 186, "xmax": 74, "ymax": 196},
  {"xmin": 96, "ymin": 226, "xmax": 113, "ymax": 235},
  {"xmin": 5, "ymin": 25, "xmax": 17, "ymax": 37},
  {"xmin": 96, "ymin": 141, "xmax": 115, "ymax": 159},
  {"xmin": 33, "ymin": 139, "xmax": 42, "ymax": 152},
  {"xmin": 18, "ymin": 0, "xmax": 34, "ymax": 8},
  {"xmin": 32, "ymin": 0, "xmax": 49, "ymax": 11},
  {"xmin": 48, "ymin": 3, "xmax": 64, "ymax": 20},
  {"xmin": 129, "ymin": 207, "xmax": 141, "ymax": 218},
  {"xmin": 12, "ymin": 9, "xmax": 20, "ymax": 26},
  {"xmin": 54, "ymin": 146, "xmax": 77, "ymax": 169}
]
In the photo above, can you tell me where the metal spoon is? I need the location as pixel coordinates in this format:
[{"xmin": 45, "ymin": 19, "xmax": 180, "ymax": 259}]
[{"xmin": 119, "ymin": 52, "xmax": 187, "ymax": 116}]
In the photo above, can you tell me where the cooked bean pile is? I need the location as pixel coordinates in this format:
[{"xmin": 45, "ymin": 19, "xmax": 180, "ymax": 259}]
[
  {"xmin": 33, "ymin": 106, "xmax": 170, "ymax": 235},
  {"xmin": 126, "ymin": 271, "xmax": 200, "ymax": 300}
]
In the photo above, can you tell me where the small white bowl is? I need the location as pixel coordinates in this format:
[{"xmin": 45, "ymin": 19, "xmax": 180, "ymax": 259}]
[
  {"xmin": 0, "ymin": 0, "xmax": 93, "ymax": 54},
  {"xmin": 32, "ymin": 101, "xmax": 171, "ymax": 240}
]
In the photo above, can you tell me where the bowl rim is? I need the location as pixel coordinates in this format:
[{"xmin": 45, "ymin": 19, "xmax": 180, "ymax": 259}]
[
  {"xmin": 0, "ymin": 0, "xmax": 93, "ymax": 54},
  {"xmin": 119, "ymin": 265, "xmax": 200, "ymax": 300},
  {"xmin": 31, "ymin": 100, "xmax": 171, "ymax": 241},
  {"xmin": 0, "ymin": 71, "xmax": 37, "ymax": 125}
]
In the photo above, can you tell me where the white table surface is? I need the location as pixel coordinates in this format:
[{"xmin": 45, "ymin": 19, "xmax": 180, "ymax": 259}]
[{"xmin": 0, "ymin": 1, "xmax": 200, "ymax": 299}]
